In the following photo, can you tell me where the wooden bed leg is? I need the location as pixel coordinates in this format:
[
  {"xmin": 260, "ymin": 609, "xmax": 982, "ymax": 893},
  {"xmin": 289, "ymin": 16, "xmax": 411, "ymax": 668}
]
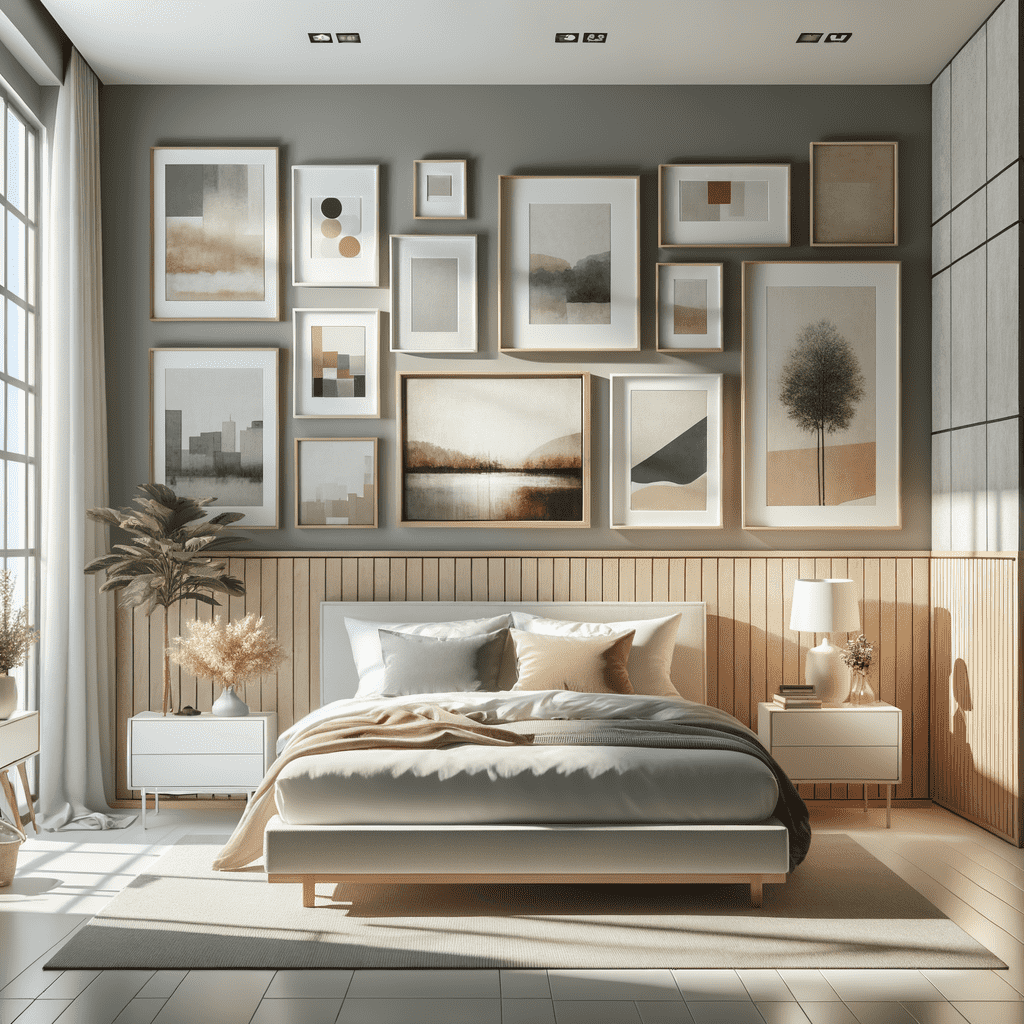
[
  {"xmin": 302, "ymin": 877, "xmax": 316, "ymax": 908},
  {"xmin": 750, "ymin": 876, "xmax": 763, "ymax": 908}
]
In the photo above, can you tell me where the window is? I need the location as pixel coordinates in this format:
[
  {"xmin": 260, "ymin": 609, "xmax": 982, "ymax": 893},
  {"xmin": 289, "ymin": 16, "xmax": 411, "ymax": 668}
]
[{"xmin": 0, "ymin": 86, "xmax": 39, "ymax": 712}]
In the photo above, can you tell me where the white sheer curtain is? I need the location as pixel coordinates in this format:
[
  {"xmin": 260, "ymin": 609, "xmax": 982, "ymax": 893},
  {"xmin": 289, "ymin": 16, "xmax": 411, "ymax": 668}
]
[{"xmin": 37, "ymin": 49, "xmax": 132, "ymax": 830}]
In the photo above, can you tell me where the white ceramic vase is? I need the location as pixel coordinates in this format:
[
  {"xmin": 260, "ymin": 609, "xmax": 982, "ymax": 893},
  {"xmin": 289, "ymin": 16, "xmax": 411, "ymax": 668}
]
[
  {"xmin": 212, "ymin": 685, "xmax": 249, "ymax": 717},
  {"xmin": 0, "ymin": 675, "xmax": 16, "ymax": 720}
]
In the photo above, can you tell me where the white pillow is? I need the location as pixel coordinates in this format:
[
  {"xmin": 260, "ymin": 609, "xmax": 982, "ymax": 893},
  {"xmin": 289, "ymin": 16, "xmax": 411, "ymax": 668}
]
[
  {"xmin": 378, "ymin": 628, "xmax": 508, "ymax": 696},
  {"xmin": 344, "ymin": 614, "xmax": 512, "ymax": 698},
  {"xmin": 507, "ymin": 611, "xmax": 682, "ymax": 698}
]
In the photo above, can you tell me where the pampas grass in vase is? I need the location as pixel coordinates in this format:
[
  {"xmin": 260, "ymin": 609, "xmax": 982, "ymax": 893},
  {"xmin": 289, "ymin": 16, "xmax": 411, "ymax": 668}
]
[{"xmin": 0, "ymin": 569, "xmax": 40, "ymax": 720}]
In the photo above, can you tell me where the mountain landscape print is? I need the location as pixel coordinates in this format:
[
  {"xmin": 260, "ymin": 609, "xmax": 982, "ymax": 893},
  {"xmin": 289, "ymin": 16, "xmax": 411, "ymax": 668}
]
[{"xmin": 630, "ymin": 389, "xmax": 708, "ymax": 512}]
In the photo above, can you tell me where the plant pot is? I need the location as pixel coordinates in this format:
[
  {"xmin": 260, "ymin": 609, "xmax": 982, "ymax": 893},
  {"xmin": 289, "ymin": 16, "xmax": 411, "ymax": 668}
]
[
  {"xmin": 212, "ymin": 685, "xmax": 249, "ymax": 717},
  {"xmin": 0, "ymin": 675, "xmax": 16, "ymax": 720},
  {"xmin": 0, "ymin": 818, "xmax": 25, "ymax": 887}
]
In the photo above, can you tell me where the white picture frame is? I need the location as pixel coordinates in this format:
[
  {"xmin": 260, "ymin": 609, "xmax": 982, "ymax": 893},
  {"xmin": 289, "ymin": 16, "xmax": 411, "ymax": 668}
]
[
  {"xmin": 499, "ymin": 175, "xmax": 640, "ymax": 351},
  {"xmin": 292, "ymin": 308, "xmax": 381, "ymax": 419},
  {"xmin": 413, "ymin": 159, "xmax": 467, "ymax": 219},
  {"xmin": 610, "ymin": 374, "xmax": 723, "ymax": 530},
  {"xmin": 291, "ymin": 164, "xmax": 379, "ymax": 287},
  {"xmin": 390, "ymin": 234, "xmax": 477, "ymax": 353},
  {"xmin": 656, "ymin": 262, "xmax": 724, "ymax": 352}
]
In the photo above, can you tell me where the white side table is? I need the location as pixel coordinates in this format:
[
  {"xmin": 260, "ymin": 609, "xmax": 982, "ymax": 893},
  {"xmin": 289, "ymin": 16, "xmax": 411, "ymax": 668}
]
[
  {"xmin": 757, "ymin": 702, "xmax": 902, "ymax": 827},
  {"xmin": 128, "ymin": 711, "xmax": 277, "ymax": 828},
  {"xmin": 0, "ymin": 711, "xmax": 39, "ymax": 834}
]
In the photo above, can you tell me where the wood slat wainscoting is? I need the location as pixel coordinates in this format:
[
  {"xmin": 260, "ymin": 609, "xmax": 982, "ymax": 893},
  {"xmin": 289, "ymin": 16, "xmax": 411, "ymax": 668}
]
[
  {"xmin": 931, "ymin": 553, "xmax": 1022, "ymax": 846},
  {"xmin": 113, "ymin": 551, "xmax": 934, "ymax": 811}
]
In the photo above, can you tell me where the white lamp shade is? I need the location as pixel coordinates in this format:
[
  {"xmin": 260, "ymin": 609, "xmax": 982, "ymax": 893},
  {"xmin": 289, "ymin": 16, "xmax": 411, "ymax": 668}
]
[{"xmin": 789, "ymin": 578, "xmax": 861, "ymax": 633}]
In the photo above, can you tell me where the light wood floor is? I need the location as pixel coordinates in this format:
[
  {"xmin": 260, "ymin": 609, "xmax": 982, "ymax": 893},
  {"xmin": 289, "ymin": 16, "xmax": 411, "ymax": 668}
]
[{"xmin": 0, "ymin": 803, "xmax": 1020, "ymax": 1024}]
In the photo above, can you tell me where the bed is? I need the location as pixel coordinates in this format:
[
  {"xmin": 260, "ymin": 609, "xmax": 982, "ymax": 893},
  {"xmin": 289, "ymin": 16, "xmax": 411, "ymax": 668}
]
[{"xmin": 248, "ymin": 601, "xmax": 805, "ymax": 908}]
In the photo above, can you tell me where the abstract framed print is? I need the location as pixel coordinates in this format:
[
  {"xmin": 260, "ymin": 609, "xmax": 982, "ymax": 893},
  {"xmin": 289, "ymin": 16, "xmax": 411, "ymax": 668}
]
[
  {"xmin": 741, "ymin": 261, "xmax": 901, "ymax": 530},
  {"xmin": 413, "ymin": 159, "xmax": 467, "ymax": 219},
  {"xmin": 291, "ymin": 164, "xmax": 379, "ymax": 286},
  {"xmin": 656, "ymin": 263, "xmax": 724, "ymax": 352},
  {"xmin": 610, "ymin": 374, "xmax": 723, "ymax": 530},
  {"xmin": 390, "ymin": 235, "xmax": 477, "ymax": 353},
  {"xmin": 150, "ymin": 147, "xmax": 279, "ymax": 320},
  {"xmin": 398, "ymin": 372, "xmax": 590, "ymax": 528},
  {"xmin": 294, "ymin": 438, "xmax": 378, "ymax": 529},
  {"xmin": 658, "ymin": 164, "xmax": 790, "ymax": 247},
  {"xmin": 293, "ymin": 308, "xmax": 380, "ymax": 418},
  {"xmin": 150, "ymin": 347, "xmax": 280, "ymax": 528},
  {"xmin": 810, "ymin": 142, "xmax": 898, "ymax": 246},
  {"xmin": 498, "ymin": 175, "xmax": 639, "ymax": 351}
]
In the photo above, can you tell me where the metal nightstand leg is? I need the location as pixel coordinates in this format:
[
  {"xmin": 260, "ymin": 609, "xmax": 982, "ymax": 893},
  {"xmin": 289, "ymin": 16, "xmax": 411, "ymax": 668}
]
[
  {"xmin": 886, "ymin": 784, "xmax": 891, "ymax": 828},
  {"xmin": 141, "ymin": 788, "xmax": 146, "ymax": 830}
]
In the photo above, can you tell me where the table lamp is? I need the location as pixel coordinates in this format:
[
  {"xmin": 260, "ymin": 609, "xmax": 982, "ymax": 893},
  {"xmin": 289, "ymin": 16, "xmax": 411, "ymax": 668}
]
[{"xmin": 789, "ymin": 578, "xmax": 861, "ymax": 703}]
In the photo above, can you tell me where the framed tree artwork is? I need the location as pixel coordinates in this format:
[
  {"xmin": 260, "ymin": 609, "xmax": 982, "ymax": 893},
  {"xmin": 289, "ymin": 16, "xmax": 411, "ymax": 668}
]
[
  {"xmin": 150, "ymin": 348, "xmax": 280, "ymax": 528},
  {"xmin": 413, "ymin": 159, "xmax": 467, "ymax": 219},
  {"xmin": 810, "ymin": 142, "xmax": 898, "ymax": 246},
  {"xmin": 610, "ymin": 374, "xmax": 723, "ymax": 529},
  {"xmin": 741, "ymin": 261, "xmax": 901, "ymax": 530},
  {"xmin": 294, "ymin": 438, "xmax": 378, "ymax": 529},
  {"xmin": 293, "ymin": 308, "xmax": 381, "ymax": 418},
  {"xmin": 398, "ymin": 372, "xmax": 590, "ymax": 527},
  {"xmin": 656, "ymin": 263, "xmax": 724, "ymax": 352},
  {"xmin": 498, "ymin": 175, "xmax": 639, "ymax": 351},
  {"xmin": 150, "ymin": 147, "xmax": 279, "ymax": 321},
  {"xmin": 291, "ymin": 165, "xmax": 380, "ymax": 287}
]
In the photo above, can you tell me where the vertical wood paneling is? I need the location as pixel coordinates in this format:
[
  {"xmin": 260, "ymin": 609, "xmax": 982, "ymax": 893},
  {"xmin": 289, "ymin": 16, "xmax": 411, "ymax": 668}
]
[
  {"xmin": 703, "ymin": 558, "xmax": 718, "ymax": 710},
  {"xmin": 553, "ymin": 558, "xmax": 571, "ymax": 602},
  {"xmin": 276, "ymin": 559, "xmax": 294, "ymax": 734},
  {"xmin": 733, "ymin": 559, "xmax": 751, "ymax": 729}
]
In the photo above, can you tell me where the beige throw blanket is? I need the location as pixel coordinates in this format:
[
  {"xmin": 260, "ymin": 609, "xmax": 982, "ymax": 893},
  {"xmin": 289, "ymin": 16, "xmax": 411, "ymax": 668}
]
[{"xmin": 212, "ymin": 704, "xmax": 533, "ymax": 871}]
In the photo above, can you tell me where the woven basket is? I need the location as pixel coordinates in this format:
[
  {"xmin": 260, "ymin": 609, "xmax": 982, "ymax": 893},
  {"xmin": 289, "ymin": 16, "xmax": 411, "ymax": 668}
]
[{"xmin": 0, "ymin": 819, "xmax": 26, "ymax": 887}]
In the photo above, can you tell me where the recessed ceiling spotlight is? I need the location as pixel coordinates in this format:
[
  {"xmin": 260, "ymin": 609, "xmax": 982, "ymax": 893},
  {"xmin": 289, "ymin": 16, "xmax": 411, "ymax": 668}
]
[
  {"xmin": 824, "ymin": 32, "xmax": 853, "ymax": 43},
  {"xmin": 336, "ymin": 33, "xmax": 361, "ymax": 43},
  {"xmin": 308, "ymin": 32, "xmax": 333, "ymax": 43},
  {"xmin": 555, "ymin": 33, "xmax": 579, "ymax": 43},
  {"xmin": 796, "ymin": 32, "xmax": 823, "ymax": 43}
]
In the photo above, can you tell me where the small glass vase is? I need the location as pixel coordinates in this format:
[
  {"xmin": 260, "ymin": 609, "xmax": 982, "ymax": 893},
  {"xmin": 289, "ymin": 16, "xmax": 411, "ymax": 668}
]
[{"xmin": 847, "ymin": 669, "xmax": 876, "ymax": 705}]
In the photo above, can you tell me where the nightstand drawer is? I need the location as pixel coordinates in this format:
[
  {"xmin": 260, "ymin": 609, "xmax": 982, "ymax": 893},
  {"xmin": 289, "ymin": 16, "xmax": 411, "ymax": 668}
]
[
  {"xmin": 130, "ymin": 754, "xmax": 266, "ymax": 788},
  {"xmin": 130, "ymin": 719, "xmax": 265, "ymax": 756},
  {"xmin": 0, "ymin": 712, "xmax": 39, "ymax": 770},
  {"xmin": 774, "ymin": 744, "xmax": 900, "ymax": 782},
  {"xmin": 770, "ymin": 710, "xmax": 899, "ymax": 747}
]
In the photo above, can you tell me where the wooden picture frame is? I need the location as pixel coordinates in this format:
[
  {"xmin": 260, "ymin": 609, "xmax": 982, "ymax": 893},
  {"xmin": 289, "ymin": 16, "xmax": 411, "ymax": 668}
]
[
  {"xmin": 294, "ymin": 437, "xmax": 378, "ymax": 529},
  {"xmin": 810, "ymin": 142, "xmax": 898, "ymax": 246},
  {"xmin": 413, "ymin": 159, "xmax": 467, "ymax": 219},
  {"xmin": 292, "ymin": 308, "xmax": 381, "ymax": 419},
  {"xmin": 610, "ymin": 374, "xmax": 723, "ymax": 530},
  {"xmin": 656, "ymin": 263, "xmax": 724, "ymax": 352},
  {"xmin": 150, "ymin": 347, "xmax": 280, "ymax": 528},
  {"xmin": 150, "ymin": 147, "xmax": 279, "ymax": 321},
  {"xmin": 658, "ymin": 164, "xmax": 791, "ymax": 247},
  {"xmin": 390, "ymin": 235, "xmax": 477, "ymax": 353},
  {"xmin": 741, "ymin": 261, "xmax": 901, "ymax": 530},
  {"xmin": 291, "ymin": 164, "xmax": 380, "ymax": 286},
  {"xmin": 498, "ymin": 175, "xmax": 640, "ymax": 352},
  {"xmin": 398, "ymin": 372, "xmax": 591, "ymax": 528}
]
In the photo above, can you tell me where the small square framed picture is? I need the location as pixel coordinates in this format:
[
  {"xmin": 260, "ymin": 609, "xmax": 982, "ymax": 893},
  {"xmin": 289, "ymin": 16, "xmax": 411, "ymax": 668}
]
[
  {"xmin": 656, "ymin": 263, "xmax": 724, "ymax": 352},
  {"xmin": 810, "ymin": 142, "xmax": 898, "ymax": 246},
  {"xmin": 294, "ymin": 437, "xmax": 378, "ymax": 529},
  {"xmin": 414, "ymin": 159, "xmax": 467, "ymax": 219}
]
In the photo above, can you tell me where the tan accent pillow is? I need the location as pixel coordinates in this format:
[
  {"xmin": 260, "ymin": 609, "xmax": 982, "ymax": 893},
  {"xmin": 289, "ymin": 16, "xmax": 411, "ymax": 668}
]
[{"xmin": 509, "ymin": 628, "xmax": 635, "ymax": 694}]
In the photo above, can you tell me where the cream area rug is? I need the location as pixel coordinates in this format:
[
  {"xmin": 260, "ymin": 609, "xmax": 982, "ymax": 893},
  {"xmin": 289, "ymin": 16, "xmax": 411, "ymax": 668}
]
[{"xmin": 46, "ymin": 833, "xmax": 1004, "ymax": 970}]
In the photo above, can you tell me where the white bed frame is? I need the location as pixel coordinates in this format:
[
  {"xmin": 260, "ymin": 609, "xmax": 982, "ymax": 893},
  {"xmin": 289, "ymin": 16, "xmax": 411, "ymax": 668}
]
[{"xmin": 265, "ymin": 601, "xmax": 789, "ymax": 908}]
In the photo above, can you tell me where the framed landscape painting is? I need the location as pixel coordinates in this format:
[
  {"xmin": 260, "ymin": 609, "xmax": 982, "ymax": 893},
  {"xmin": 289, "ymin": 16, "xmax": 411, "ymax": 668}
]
[
  {"xmin": 398, "ymin": 372, "xmax": 590, "ymax": 527},
  {"xmin": 150, "ymin": 348, "xmax": 279, "ymax": 528},
  {"xmin": 610, "ymin": 374, "xmax": 723, "ymax": 530},
  {"xmin": 150, "ymin": 147, "xmax": 279, "ymax": 320},
  {"xmin": 413, "ymin": 159, "xmax": 467, "ymax": 219},
  {"xmin": 656, "ymin": 263, "xmax": 724, "ymax": 352},
  {"xmin": 292, "ymin": 165, "xmax": 379, "ymax": 287},
  {"xmin": 741, "ymin": 261, "xmax": 901, "ymax": 530},
  {"xmin": 390, "ymin": 234, "xmax": 477, "ymax": 352},
  {"xmin": 293, "ymin": 308, "xmax": 380, "ymax": 418},
  {"xmin": 498, "ymin": 175, "xmax": 639, "ymax": 351},
  {"xmin": 658, "ymin": 164, "xmax": 790, "ymax": 247},
  {"xmin": 294, "ymin": 438, "xmax": 378, "ymax": 529},
  {"xmin": 810, "ymin": 142, "xmax": 898, "ymax": 246}
]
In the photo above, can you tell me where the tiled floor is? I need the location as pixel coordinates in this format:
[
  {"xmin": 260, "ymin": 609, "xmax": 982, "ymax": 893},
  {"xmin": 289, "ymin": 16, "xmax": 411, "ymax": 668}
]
[{"xmin": 0, "ymin": 804, "xmax": 1021, "ymax": 1024}]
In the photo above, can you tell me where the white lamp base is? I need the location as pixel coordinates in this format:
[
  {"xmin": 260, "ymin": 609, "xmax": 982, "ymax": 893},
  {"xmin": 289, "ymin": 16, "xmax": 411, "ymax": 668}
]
[{"xmin": 805, "ymin": 638, "xmax": 850, "ymax": 703}]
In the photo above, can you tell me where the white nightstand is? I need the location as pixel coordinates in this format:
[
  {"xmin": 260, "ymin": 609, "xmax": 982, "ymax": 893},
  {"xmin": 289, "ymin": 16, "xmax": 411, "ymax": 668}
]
[
  {"xmin": 128, "ymin": 711, "xmax": 277, "ymax": 828},
  {"xmin": 757, "ymin": 702, "xmax": 902, "ymax": 827},
  {"xmin": 0, "ymin": 711, "xmax": 39, "ymax": 834}
]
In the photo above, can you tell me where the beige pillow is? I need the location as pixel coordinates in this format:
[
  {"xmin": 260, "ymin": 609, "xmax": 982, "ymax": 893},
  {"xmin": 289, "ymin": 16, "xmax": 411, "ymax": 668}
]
[{"xmin": 509, "ymin": 628, "xmax": 635, "ymax": 694}]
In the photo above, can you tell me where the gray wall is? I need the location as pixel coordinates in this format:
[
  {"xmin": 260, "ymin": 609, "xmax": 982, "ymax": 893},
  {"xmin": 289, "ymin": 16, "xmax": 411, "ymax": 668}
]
[
  {"xmin": 931, "ymin": 0, "xmax": 1020, "ymax": 552},
  {"xmin": 100, "ymin": 82, "xmax": 932, "ymax": 552}
]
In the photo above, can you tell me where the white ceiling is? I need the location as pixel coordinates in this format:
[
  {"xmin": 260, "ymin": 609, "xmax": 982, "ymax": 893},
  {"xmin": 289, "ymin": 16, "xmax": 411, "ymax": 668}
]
[{"xmin": 40, "ymin": 0, "xmax": 998, "ymax": 86}]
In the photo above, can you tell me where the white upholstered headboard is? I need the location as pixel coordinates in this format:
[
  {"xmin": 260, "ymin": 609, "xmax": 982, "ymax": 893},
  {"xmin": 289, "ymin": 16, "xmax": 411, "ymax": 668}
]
[{"xmin": 319, "ymin": 601, "xmax": 707, "ymax": 706}]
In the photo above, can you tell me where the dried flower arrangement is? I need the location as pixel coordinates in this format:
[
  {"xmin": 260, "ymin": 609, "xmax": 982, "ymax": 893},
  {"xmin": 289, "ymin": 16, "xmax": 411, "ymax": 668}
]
[
  {"xmin": 0, "ymin": 569, "xmax": 40, "ymax": 675},
  {"xmin": 841, "ymin": 634, "xmax": 874, "ymax": 673},
  {"xmin": 169, "ymin": 614, "xmax": 286, "ymax": 701}
]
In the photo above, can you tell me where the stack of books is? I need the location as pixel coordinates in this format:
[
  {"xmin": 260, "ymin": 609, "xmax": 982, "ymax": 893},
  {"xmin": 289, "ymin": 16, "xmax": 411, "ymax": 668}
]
[{"xmin": 773, "ymin": 683, "xmax": 822, "ymax": 708}]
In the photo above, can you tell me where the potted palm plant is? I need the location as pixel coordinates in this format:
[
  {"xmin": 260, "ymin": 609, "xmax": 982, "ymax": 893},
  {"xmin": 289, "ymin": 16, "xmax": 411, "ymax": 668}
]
[{"xmin": 85, "ymin": 483, "xmax": 247, "ymax": 715}]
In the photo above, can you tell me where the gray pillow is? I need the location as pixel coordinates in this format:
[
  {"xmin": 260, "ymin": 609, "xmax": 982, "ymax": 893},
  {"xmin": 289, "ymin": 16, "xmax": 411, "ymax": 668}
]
[{"xmin": 377, "ymin": 627, "xmax": 508, "ymax": 696}]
